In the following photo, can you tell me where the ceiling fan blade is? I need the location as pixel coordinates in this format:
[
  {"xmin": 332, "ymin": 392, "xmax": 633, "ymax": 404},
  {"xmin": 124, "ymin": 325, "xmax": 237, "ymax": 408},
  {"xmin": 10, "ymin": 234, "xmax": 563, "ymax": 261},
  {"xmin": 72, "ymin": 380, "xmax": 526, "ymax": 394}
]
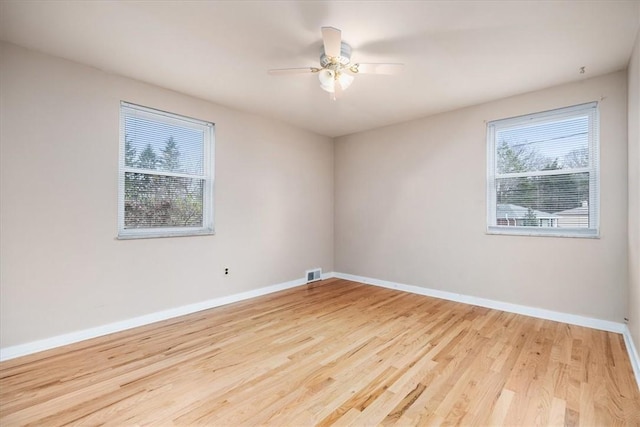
[
  {"xmin": 321, "ymin": 26, "xmax": 341, "ymax": 58},
  {"xmin": 268, "ymin": 67, "xmax": 319, "ymax": 75},
  {"xmin": 349, "ymin": 63, "xmax": 404, "ymax": 75}
]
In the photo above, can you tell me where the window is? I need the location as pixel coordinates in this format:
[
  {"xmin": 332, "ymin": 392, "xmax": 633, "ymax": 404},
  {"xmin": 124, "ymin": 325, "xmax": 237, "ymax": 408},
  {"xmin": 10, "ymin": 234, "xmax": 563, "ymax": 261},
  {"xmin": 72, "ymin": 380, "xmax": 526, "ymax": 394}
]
[
  {"xmin": 487, "ymin": 102, "xmax": 599, "ymax": 238},
  {"xmin": 119, "ymin": 102, "xmax": 214, "ymax": 239}
]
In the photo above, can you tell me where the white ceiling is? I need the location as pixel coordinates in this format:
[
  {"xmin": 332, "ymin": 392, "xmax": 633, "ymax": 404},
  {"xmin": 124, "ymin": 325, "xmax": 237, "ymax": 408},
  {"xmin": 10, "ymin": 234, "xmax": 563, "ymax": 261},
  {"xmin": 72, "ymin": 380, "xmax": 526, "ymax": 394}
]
[{"xmin": 1, "ymin": 1, "xmax": 639, "ymax": 137}]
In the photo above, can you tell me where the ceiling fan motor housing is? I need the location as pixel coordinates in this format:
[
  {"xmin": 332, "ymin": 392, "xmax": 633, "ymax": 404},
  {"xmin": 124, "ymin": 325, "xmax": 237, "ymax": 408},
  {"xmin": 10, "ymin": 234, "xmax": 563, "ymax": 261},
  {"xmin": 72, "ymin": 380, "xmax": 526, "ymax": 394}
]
[{"xmin": 320, "ymin": 42, "xmax": 352, "ymax": 68}]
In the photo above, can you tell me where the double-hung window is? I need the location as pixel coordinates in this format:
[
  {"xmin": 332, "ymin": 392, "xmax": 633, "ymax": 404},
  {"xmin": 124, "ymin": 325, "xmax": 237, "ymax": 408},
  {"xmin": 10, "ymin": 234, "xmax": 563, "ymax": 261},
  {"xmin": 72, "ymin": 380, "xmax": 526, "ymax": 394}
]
[
  {"xmin": 118, "ymin": 102, "xmax": 214, "ymax": 239},
  {"xmin": 487, "ymin": 102, "xmax": 599, "ymax": 238}
]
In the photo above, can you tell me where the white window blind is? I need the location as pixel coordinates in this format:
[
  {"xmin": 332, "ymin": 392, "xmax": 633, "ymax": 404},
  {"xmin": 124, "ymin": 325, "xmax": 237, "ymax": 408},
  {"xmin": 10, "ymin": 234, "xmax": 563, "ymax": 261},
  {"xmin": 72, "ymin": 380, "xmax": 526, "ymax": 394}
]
[
  {"xmin": 118, "ymin": 102, "xmax": 214, "ymax": 239},
  {"xmin": 487, "ymin": 102, "xmax": 599, "ymax": 237}
]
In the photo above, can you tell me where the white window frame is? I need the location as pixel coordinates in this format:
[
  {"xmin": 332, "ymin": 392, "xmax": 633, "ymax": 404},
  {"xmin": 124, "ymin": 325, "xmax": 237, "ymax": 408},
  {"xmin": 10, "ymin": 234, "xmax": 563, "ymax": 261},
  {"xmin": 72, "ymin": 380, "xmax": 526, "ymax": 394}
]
[
  {"xmin": 487, "ymin": 102, "xmax": 599, "ymax": 238},
  {"xmin": 118, "ymin": 102, "xmax": 215, "ymax": 239}
]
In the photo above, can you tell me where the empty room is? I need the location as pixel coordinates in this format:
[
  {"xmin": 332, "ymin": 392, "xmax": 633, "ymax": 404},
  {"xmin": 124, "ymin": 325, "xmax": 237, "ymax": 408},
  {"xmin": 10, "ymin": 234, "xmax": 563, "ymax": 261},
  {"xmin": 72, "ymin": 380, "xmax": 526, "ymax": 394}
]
[{"xmin": 1, "ymin": 0, "xmax": 639, "ymax": 425}]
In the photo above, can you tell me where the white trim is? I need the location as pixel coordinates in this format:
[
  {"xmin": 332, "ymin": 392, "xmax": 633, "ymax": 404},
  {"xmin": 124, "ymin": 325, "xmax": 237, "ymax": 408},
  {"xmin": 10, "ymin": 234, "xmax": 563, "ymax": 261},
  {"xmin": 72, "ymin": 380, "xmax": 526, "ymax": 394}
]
[
  {"xmin": 487, "ymin": 226, "xmax": 599, "ymax": 239},
  {"xmin": 118, "ymin": 101, "xmax": 215, "ymax": 240},
  {"xmin": 0, "ymin": 276, "xmax": 308, "ymax": 362},
  {"xmin": 332, "ymin": 272, "xmax": 625, "ymax": 333},
  {"xmin": 486, "ymin": 101, "xmax": 598, "ymax": 129},
  {"xmin": 3, "ymin": 270, "xmax": 636, "ymax": 392},
  {"xmin": 486, "ymin": 102, "xmax": 600, "ymax": 238},
  {"xmin": 622, "ymin": 326, "xmax": 640, "ymax": 391},
  {"xmin": 333, "ymin": 272, "xmax": 638, "ymax": 390},
  {"xmin": 336, "ymin": 272, "xmax": 640, "ymax": 389}
]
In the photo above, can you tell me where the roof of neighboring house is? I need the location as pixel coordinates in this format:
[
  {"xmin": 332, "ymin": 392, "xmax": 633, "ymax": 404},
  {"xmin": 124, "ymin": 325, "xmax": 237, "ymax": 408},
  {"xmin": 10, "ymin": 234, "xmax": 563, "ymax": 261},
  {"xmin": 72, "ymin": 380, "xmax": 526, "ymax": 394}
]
[
  {"xmin": 496, "ymin": 204, "xmax": 559, "ymax": 219},
  {"xmin": 555, "ymin": 205, "xmax": 589, "ymax": 216}
]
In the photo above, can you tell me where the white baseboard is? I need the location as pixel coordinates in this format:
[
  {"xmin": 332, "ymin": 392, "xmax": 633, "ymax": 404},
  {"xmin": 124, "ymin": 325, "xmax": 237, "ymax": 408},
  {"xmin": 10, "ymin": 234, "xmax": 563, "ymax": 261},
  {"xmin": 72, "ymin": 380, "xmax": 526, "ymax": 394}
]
[
  {"xmin": 333, "ymin": 272, "xmax": 626, "ymax": 333},
  {"xmin": 333, "ymin": 272, "xmax": 640, "ymax": 390},
  {"xmin": 622, "ymin": 326, "xmax": 640, "ymax": 391},
  {"xmin": 321, "ymin": 271, "xmax": 336, "ymax": 281},
  {"xmin": 3, "ymin": 270, "xmax": 637, "ymax": 392},
  {"xmin": 0, "ymin": 276, "xmax": 311, "ymax": 362}
]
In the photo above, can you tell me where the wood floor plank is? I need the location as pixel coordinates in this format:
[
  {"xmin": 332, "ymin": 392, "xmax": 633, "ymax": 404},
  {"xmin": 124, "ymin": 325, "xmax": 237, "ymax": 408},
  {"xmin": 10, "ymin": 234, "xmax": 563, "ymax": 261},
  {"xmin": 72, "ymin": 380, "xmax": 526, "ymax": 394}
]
[{"xmin": 1, "ymin": 279, "xmax": 639, "ymax": 426}]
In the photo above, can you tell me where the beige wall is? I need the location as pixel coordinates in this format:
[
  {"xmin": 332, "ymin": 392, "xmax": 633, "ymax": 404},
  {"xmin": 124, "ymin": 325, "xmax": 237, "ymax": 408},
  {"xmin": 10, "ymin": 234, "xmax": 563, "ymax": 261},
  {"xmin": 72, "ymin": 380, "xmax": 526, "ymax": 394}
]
[
  {"xmin": 629, "ymin": 29, "xmax": 640, "ymax": 351},
  {"xmin": 0, "ymin": 38, "xmax": 634, "ymax": 351},
  {"xmin": 0, "ymin": 42, "xmax": 334, "ymax": 348},
  {"xmin": 335, "ymin": 71, "xmax": 629, "ymax": 322}
]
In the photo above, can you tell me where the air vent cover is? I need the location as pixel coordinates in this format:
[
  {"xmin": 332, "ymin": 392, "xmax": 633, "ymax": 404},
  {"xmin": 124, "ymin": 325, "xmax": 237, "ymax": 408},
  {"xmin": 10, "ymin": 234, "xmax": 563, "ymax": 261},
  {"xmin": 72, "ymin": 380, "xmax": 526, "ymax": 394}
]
[{"xmin": 306, "ymin": 268, "xmax": 322, "ymax": 283}]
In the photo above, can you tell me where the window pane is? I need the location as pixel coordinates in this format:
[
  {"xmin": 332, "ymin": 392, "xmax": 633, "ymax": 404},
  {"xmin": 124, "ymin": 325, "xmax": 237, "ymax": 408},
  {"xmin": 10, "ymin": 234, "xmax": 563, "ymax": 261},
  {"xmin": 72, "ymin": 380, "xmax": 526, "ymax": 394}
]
[
  {"xmin": 495, "ymin": 172, "xmax": 589, "ymax": 228},
  {"xmin": 124, "ymin": 115, "xmax": 204, "ymax": 175},
  {"xmin": 124, "ymin": 172, "xmax": 204, "ymax": 228},
  {"xmin": 496, "ymin": 116, "xmax": 589, "ymax": 174}
]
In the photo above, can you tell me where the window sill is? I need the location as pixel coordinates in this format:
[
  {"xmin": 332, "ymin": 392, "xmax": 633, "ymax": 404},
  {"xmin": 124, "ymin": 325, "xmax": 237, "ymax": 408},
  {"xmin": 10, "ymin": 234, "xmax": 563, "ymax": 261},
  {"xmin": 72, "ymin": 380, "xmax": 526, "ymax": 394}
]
[
  {"xmin": 117, "ymin": 228, "xmax": 215, "ymax": 240},
  {"xmin": 486, "ymin": 226, "xmax": 599, "ymax": 239}
]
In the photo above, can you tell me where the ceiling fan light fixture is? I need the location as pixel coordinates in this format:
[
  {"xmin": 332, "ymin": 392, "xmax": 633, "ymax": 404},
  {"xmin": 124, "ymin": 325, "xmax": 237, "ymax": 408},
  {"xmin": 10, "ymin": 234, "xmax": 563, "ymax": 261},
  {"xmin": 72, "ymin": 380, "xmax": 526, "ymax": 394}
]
[
  {"xmin": 320, "ymin": 81, "xmax": 335, "ymax": 93},
  {"xmin": 318, "ymin": 69, "xmax": 336, "ymax": 92},
  {"xmin": 337, "ymin": 72, "xmax": 354, "ymax": 90},
  {"xmin": 318, "ymin": 69, "xmax": 354, "ymax": 93}
]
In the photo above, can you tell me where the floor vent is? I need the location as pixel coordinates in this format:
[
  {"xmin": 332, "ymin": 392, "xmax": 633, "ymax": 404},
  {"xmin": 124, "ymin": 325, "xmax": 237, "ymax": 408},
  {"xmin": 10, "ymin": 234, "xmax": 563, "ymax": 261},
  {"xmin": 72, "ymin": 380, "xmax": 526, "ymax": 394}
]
[{"xmin": 306, "ymin": 268, "xmax": 322, "ymax": 283}]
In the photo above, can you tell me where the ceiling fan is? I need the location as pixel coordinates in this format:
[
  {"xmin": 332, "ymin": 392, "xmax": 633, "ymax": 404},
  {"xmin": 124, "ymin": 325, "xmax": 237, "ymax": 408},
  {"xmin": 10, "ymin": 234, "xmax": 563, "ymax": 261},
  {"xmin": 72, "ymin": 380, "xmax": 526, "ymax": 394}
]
[{"xmin": 268, "ymin": 27, "xmax": 404, "ymax": 100}]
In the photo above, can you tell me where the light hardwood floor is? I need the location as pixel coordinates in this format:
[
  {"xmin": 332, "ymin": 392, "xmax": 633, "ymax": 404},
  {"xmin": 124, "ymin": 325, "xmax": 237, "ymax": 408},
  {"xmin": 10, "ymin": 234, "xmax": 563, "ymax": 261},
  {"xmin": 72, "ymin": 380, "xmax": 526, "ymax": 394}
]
[{"xmin": 1, "ymin": 279, "xmax": 639, "ymax": 426}]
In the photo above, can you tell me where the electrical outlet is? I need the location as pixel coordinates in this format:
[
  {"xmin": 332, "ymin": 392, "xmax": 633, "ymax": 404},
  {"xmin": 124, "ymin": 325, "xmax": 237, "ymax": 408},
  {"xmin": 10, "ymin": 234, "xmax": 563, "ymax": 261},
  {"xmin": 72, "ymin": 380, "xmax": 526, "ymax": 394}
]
[{"xmin": 224, "ymin": 268, "xmax": 229, "ymax": 275}]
